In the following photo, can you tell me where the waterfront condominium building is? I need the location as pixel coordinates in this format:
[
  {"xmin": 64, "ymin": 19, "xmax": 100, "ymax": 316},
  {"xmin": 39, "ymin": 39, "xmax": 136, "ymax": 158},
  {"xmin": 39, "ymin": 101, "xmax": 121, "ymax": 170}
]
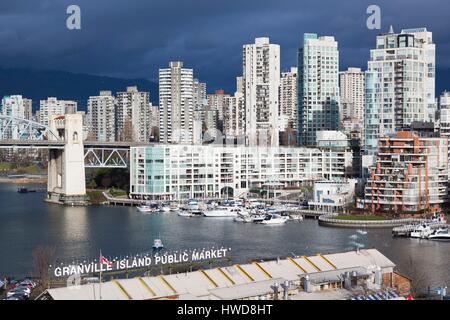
[
  {"xmin": 364, "ymin": 131, "xmax": 448, "ymax": 215},
  {"xmin": 279, "ymin": 67, "xmax": 298, "ymax": 131},
  {"xmin": 243, "ymin": 37, "xmax": 280, "ymax": 147},
  {"xmin": 39, "ymin": 97, "xmax": 77, "ymax": 126},
  {"xmin": 297, "ymin": 33, "xmax": 340, "ymax": 147},
  {"xmin": 129, "ymin": 144, "xmax": 352, "ymax": 200},
  {"xmin": 115, "ymin": 86, "xmax": 151, "ymax": 142},
  {"xmin": 339, "ymin": 67, "xmax": 365, "ymax": 137},
  {"xmin": 87, "ymin": 91, "xmax": 116, "ymax": 142},
  {"xmin": 364, "ymin": 27, "xmax": 436, "ymax": 155},
  {"xmin": 159, "ymin": 61, "xmax": 195, "ymax": 144}
]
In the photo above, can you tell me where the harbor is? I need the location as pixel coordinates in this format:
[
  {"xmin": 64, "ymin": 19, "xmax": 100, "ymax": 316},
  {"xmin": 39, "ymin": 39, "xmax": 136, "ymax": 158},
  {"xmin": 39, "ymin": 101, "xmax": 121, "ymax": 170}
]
[{"xmin": 1, "ymin": 182, "xmax": 450, "ymax": 294}]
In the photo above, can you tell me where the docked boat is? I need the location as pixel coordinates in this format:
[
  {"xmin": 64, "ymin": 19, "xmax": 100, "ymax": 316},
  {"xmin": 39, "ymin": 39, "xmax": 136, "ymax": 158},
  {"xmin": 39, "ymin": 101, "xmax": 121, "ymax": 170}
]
[
  {"xmin": 178, "ymin": 210, "xmax": 193, "ymax": 217},
  {"xmin": 234, "ymin": 215, "xmax": 252, "ymax": 223},
  {"xmin": 259, "ymin": 214, "xmax": 288, "ymax": 225},
  {"xmin": 410, "ymin": 224, "xmax": 433, "ymax": 239},
  {"xmin": 289, "ymin": 214, "xmax": 303, "ymax": 221},
  {"xmin": 203, "ymin": 206, "xmax": 243, "ymax": 217},
  {"xmin": 137, "ymin": 205, "xmax": 155, "ymax": 213},
  {"xmin": 160, "ymin": 206, "xmax": 171, "ymax": 213},
  {"xmin": 251, "ymin": 214, "xmax": 266, "ymax": 223},
  {"xmin": 427, "ymin": 228, "xmax": 450, "ymax": 241}
]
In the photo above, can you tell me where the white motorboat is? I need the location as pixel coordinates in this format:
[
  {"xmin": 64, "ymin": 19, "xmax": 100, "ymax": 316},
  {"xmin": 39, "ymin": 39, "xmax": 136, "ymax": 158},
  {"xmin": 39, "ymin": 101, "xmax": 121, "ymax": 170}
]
[
  {"xmin": 289, "ymin": 214, "xmax": 303, "ymax": 221},
  {"xmin": 410, "ymin": 224, "xmax": 433, "ymax": 239},
  {"xmin": 259, "ymin": 214, "xmax": 288, "ymax": 225},
  {"xmin": 178, "ymin": 211, "xmax": 193, "ymax": 217},
  {"xmin": 137, "ymin": 205, "xmax": 154, "ymax": 213},
  {"xmin": 160, "ymin": 206, "xmax": 171, "ymax": 213},
  {"xmin": 234, "ymin": 215, "xmax": 252, "ymax": 223},
  {"xmin": 251, "ymin": 214, "xmax": 266, "ymax": 223},
  {"xmin": 203, "ymin": 206, "xmax": 242, "ymax": 217},
  {"xmin": 427, "ymin": 228, "xmax": 450, "ymax": 241}
]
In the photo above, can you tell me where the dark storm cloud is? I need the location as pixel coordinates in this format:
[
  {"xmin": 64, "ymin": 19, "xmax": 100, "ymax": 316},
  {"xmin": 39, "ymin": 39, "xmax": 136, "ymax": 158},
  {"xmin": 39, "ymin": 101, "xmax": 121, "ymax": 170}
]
[{"xmin": 0, "ymin": 0, "xmax": 449, "ymax": 93}]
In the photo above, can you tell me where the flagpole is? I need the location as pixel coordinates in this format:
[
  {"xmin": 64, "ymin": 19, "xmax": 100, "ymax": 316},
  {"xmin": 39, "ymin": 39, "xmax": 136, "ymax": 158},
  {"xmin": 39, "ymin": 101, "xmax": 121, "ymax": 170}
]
[{"xmin": 99, "ymin": 249, "xmax": 102, "ymax": 301}]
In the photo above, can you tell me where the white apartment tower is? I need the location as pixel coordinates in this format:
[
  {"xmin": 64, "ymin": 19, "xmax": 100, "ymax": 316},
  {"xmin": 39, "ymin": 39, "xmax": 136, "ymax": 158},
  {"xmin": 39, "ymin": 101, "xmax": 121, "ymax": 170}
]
[
  {"xmin": 159, "ymin": 61, "xmax": 195, "ymax": 144},
  {"xmin": 87, "ymin": 91, "xmax": 116, "ymax": 142},
  {"xmin": 339, "ymin": 67, "xmax": 365, "ymax": 136},
  {"xmin": 297, "ymin": 34, "xmax": 340, "ymax": 147},
  {"xmin": 364, "ymin": 27, "xmax": 436, "ymax": 155},
  {"xmin": 243, "ymin": 37, "xmax": 280, "ymax": 147},
  {"xmin": 279, "ymin": 67, "xmax": 298, "ymax": 131},
  {"xmin": 115, "ymin": 86, "xmax": 151, "ymax": 142},
  {"xmin": 39, "ymin": 97, "xmax": 77, "ymax": 126}
]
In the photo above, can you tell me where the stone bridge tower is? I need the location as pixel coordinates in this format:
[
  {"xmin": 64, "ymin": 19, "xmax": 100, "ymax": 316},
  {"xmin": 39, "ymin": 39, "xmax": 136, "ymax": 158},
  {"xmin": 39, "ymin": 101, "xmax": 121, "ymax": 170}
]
[{"xmin": 46, "ymin": 114, "xmax": 88, "ymax": 205}]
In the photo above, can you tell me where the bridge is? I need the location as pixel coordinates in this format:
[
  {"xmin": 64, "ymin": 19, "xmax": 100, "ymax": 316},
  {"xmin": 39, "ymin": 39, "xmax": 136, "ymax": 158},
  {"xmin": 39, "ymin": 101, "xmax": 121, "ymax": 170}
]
[{"xmin": 0, "ymin": 114, "xmax": 146, "ymax": 205}]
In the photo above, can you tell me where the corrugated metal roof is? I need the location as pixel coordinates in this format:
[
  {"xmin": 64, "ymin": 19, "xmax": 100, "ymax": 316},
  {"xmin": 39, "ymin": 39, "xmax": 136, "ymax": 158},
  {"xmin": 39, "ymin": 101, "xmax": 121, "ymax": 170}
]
[{"xmin": 45, "ymin": 249, "xmax": 396, "ymax": 300}]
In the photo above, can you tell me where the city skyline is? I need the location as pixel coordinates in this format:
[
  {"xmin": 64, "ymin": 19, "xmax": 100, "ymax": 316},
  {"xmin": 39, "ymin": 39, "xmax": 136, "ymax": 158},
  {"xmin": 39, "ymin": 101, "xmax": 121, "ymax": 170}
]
[{"xmin": 1, "ymin": 0, "xmax": 450, "ymax": 95}]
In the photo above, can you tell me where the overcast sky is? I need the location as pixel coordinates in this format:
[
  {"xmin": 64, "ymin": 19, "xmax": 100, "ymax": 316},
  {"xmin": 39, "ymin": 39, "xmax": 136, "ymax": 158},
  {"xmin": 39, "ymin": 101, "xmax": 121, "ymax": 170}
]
[{"xmin": 0, "ymin": 0, "xmax": 449, "ymax": 93}]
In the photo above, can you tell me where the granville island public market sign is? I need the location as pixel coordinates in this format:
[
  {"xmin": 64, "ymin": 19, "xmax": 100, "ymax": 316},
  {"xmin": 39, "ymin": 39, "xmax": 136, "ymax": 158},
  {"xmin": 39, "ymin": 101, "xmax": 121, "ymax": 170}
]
[{"xmin": 53, "ymin": 248, "xmax": 229, "ymax": 277}]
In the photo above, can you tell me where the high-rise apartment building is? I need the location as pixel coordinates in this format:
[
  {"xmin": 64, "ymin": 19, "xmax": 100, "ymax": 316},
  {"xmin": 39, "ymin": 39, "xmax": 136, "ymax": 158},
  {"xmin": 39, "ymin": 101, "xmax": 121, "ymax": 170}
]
[
  {"xmin": 297, "ymin": 34, "xmax": 340, "ymax": 147},
  {"xmin": 39, "ymin": 97, "xmax": 77, "ymax": 126},
  {"xmin": 339, "ymin": 67, "xmax": 365, "ymax": 137},
  {"xmin": 279, "ymin": 67, "xmax": 298, "ymax": 131},
  {"xmin": 364, "ymin": 27, "xmax": 435, "ymax": 155},
  {"xmin": 87, "ymin": 91, "xmax": 116, "ymax": 142},
  {"xmin": 243, "ymin": 37, "xmax": 280, "ymax": 147},
  {"xmin": 207, "ymin": 89, "xmax": 230, "ymax": 132},
  {"xmin": 159, "ymin": 61, "xmax": 194, "ymax": 144},
  {"xmin": 115, "ymin": 86, "xmax": 151, "ymax": 142},
  {"xmin": 224, "ymin": 77, "xmax": 245, "ymax": 138}
]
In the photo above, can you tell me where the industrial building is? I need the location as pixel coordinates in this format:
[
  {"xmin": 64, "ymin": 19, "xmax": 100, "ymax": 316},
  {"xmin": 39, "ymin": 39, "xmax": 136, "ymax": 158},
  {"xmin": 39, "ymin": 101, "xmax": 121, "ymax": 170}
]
[{"xmin": 38, "ymin": 249, "xmax": 410, "ymax": 300}]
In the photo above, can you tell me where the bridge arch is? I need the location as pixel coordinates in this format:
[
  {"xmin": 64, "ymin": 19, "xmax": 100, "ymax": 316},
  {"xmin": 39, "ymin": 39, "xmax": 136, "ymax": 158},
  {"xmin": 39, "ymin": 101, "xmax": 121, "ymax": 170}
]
[{"xmin": 0, "ymin": 115, "xmax": 60, "ymax": 141}]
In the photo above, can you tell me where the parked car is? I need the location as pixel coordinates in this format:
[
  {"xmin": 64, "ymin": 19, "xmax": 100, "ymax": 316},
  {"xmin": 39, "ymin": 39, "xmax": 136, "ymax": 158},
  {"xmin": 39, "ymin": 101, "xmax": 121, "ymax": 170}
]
[
  {"xmin": 19, "ymin": 280, "xmax": 36, "ymax": 289},
  {"xmin": 7, "ymin": 286, "xmax": 30, "ymax": 298},
  {"xmin": 5, "ymin": 292, "xmax": 29, "ymax": 300}
]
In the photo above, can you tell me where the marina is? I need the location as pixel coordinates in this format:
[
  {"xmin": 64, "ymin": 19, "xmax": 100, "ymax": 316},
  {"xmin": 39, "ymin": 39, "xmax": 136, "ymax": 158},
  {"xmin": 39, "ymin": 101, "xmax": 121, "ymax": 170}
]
[{"xmin": 1, "ymin": 182, "xmax": 450, "ymax": 292}]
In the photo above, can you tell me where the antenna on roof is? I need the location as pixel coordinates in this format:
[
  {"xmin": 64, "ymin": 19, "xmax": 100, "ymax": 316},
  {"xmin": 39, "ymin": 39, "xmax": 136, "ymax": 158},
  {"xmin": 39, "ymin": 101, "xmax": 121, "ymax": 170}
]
[{"xmin": 389, "ymin": 25, "xmax": 394, "ymax": 34}]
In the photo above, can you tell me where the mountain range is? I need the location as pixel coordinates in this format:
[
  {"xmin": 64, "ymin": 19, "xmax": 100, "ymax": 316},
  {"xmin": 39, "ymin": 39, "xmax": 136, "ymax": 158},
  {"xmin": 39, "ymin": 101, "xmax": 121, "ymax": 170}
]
[
  {"xmin": 0, "ymin": 67, "xmax": 159, "ymax": 111},
  {"xmin": 0, "ymin": 66, "xmax": 450, "ymax": 112}
]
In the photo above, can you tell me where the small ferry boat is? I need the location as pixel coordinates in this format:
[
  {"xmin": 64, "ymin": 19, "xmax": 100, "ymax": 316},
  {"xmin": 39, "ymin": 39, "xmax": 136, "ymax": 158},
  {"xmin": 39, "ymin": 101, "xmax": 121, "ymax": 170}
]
[
  {"xmin": 259, "ymin": 214, "xmax": 288, "ymax": 225},
  {"xmin": 427, "ymin": 228, "xmax": 450, "ymax": 241},
  {"xmin": 17, "ymin": 187, "xmax": 36, "ymax": 193},
  {"xmin": 152, "ymin": 238, "xmax": 164, "ymax": 250}
]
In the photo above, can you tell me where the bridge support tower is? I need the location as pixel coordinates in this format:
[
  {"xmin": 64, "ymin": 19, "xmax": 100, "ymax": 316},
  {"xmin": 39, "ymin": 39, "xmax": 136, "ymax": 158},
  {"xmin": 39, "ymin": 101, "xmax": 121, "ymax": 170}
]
[{"xmin": 46, "ymin": 114, "xmax": 88, "ymax": 206}]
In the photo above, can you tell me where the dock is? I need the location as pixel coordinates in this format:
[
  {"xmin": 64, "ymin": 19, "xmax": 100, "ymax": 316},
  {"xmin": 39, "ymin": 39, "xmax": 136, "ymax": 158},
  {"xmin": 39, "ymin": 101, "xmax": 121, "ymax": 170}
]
[{"xmin": 392, "ymin": 221, "xmax": 448, "ymax": 237}]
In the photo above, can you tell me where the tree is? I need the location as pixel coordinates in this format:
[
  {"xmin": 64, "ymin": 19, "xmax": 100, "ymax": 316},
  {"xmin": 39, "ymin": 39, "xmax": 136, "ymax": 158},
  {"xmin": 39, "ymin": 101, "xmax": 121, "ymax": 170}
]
[{"xmin": 32, "ymin": 246, "xmax": 56, "ymax": 289}]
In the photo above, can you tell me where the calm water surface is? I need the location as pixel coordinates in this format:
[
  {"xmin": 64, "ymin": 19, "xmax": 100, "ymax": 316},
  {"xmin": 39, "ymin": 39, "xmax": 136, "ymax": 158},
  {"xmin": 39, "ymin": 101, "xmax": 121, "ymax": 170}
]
[{"xmin": 0, "ymin": 183, "xmax": 448, "ymax": 288}]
